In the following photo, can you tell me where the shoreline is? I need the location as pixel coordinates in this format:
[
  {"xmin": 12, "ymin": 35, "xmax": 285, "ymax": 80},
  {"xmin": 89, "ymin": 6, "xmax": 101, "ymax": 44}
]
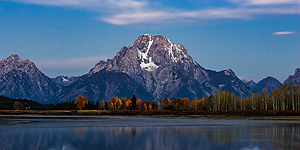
[{"xmin": 1, "ymin": 110, "xmax": 300, "ymax": 120}]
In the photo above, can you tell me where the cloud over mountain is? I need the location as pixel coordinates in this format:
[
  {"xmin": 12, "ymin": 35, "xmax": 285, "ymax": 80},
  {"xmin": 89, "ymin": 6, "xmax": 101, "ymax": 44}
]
[{"xmin": 6, "ymin": 0, "xmax": 300, "ymax": 25}]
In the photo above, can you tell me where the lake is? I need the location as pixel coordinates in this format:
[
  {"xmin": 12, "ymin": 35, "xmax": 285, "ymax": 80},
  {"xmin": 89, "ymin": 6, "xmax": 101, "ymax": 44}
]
[{"xmin": 0, "ymin": 115, "xmax": 299, "ymax": 150}]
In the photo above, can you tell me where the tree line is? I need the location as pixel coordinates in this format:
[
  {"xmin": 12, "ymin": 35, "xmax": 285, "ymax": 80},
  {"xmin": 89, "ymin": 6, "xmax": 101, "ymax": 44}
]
[
  {"xmin": 0, "ymin": 96, "xmax": 44, "ymax": 110},
  {"xmin": 0, "ymin": 83, "xmax": 299, "ymax": 111},
  {"xmin": 73, "ymin": 83, "xmax": 300, "ymax": 111}
]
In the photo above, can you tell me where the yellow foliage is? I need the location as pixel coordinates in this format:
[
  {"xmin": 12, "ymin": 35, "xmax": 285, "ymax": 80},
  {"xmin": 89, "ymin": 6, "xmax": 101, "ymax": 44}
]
[
  {"xmin": 183, "ymin": 98, "xmax": 190, "ymax": 108},
  {"xmin": 114, "ymin": 97, "xmax": 123, "ymax": 110},
  {"xmin": 191, "ymin": 100, "xmax": 197, "ymax": 109}
]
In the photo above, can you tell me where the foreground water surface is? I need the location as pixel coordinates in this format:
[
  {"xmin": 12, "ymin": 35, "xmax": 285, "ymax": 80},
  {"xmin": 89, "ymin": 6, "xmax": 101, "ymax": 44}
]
[{"xmin": 0, "ymin": 115, "xmax": 299, "ymax": 150}]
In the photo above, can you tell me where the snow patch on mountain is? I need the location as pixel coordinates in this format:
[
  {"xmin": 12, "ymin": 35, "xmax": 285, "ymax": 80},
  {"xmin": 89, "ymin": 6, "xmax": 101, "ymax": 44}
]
[
  {"xmin": 62, "ymin": 77, "xmax": 69, "ymax": 82},
  {"xmin": 137, "ymin": 35, "xmax": 158, "ymax": 71},
  {"xmin": 168, "ymin": 43, "xmax": 188, "ymax": 64}
]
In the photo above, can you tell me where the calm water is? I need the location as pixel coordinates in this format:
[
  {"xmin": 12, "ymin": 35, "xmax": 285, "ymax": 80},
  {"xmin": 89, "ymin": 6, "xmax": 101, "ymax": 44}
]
[{"xmin": 0, "ymin": 116, "xmax": 299, "ymax": 150}]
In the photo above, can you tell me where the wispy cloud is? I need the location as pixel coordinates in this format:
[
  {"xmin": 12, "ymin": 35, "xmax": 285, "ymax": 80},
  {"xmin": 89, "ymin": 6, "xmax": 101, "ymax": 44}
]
[
  {"xmin": 6, "ymin": 0, "xmax": 300, "ymax": 25},
  {"xmin": 230, "ymin": 0, "xmax": 300, "ymax": 5},
  {"xmin": 273, "ymin": 31, "xmax": 295, "ymax": 35},
  {"xmin": 34, "ymin": 56, "xmax": 108, "ymax": 71}
]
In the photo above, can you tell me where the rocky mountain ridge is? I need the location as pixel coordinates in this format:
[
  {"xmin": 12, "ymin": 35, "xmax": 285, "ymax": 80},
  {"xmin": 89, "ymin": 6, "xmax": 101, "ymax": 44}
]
[
  {"xmin": 0, "ymin": 54, "xmax": 58, "ymax": 102},
  {"xmin": 284, "ymin": 68, "xmax": 300, "ymax": 84},
  {"xmin": 0, "ymin": 35, "xmax": 298, "ymax": 103}
]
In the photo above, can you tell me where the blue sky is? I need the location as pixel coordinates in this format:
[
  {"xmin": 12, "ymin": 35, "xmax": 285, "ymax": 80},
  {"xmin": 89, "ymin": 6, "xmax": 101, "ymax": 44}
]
[{"xmin": 0, "ymin": 0, "xmax": 299, "ymax": 82}]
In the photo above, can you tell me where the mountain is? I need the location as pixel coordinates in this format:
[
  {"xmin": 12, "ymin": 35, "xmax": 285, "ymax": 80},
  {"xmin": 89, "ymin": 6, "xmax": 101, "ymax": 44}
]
[
  {"xmin": 0, "ymin": 54, "xmax": 59, "ymax": 102},
  {"xmin": 56, "ymin": 34, "xmax": 251, "ymax": 101},
  {"xmin": 51, "ymin": 76, "xmax": 79, "ymax": 87},
  {"xmin": 253, "ymin": 76, "xmax": 282, "ymax": 93},
  {"xmin": 242, "ymin": 79, "xmax": 256, "ymax": 90},
  {"xmin": 284, "ymin": 68, "xmax": 300, "ymax": 84}
]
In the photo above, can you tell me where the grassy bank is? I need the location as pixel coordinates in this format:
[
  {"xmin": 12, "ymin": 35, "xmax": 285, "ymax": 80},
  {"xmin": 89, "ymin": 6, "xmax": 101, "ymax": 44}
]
[{"xmin": 1, "ymin": 110, "xmax": 300, "ymax": 120}]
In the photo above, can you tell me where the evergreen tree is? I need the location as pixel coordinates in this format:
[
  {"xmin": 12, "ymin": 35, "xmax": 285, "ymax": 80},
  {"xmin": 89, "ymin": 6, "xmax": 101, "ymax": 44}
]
[
  {"xmin": 132, "ymin": 94, "xmax": 137, "ymax": 110},
  {"xmin": 105, "ymin": 102, "xmax": 109, "ymax": 110}
]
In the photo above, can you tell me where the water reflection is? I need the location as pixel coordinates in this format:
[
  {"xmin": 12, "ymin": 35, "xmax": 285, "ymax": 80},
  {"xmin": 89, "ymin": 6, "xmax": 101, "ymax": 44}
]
[{"xmin": 0, "ymin": 122, "xmax": 299, "ymax": 150}]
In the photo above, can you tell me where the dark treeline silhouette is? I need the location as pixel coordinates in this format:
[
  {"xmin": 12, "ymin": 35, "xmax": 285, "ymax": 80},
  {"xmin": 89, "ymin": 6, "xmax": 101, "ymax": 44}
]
[
  {"xmin": 0, "ymin": 83, "xmax": 299, "ymax": 111},
  {"xmin": 0, "ymin": 95, "xmax": 44, "ymax": 110}
]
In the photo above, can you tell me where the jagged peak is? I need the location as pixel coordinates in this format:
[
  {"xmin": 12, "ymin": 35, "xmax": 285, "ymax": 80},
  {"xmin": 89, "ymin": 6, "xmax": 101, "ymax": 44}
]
[
  {"xmin": 135, "ymin": 34, "xmax": 190, "ymax": 66},
  {"xmin": 295, "ymin": 68, "xmax": 300, "ymax": 74},
  {"xmin": 2, "ymin": 54, "xmax": 22, "ymax": 62},
  {"xmin": 8, "ymin": 54, "xmax": 20, "ymax": 59},
  {"xmin": 0, "ymin": 54, "xmax": 38, "ymax": 76},
  {"xmin": 224, "ymin": 68, "xmax": 236, "ymax": 76},
  {"xmin": 1, "ymin": 54, "xmax": 34, "ymax": 65},
  {"xmin": 284, "ymin": 68, "xmax": 300, "ymax": 84},
  {"xmin": 89, "ymin": 34, "xmax": 200, "ymax": 74}
]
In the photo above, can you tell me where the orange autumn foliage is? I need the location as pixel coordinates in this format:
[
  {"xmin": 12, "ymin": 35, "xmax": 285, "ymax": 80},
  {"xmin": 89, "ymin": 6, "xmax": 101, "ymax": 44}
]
[
  {"xmin": 137, "ymin": 99, "xmax": 143, "ymax": 105},
  {"xmin": 125, "ymin": 99, "xmax": 132, "ymax": 110},
  {"xmin": 74, "ymin": 95, "xmax": 88, "ymax": 110}
]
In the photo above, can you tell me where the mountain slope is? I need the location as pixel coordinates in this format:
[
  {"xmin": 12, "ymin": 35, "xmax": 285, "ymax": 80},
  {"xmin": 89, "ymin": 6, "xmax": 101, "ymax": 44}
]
[
  {"xmin": 55, "ymin": 70, "xmax": 153, "ymax": 102},
  {"xmin": 203, "ymin": 69, "xmax": 252, "ymax": 97},
  {"xmin": 253, "ymin": 76, "xmax": 282, "ymax": 93},
  {"xmin": 0, "ymin": 54, "xmax": 59, "ymax": 102},
  {"xmin": 284, "ymin": 68, "xmax": 300, "ymax": 84}
]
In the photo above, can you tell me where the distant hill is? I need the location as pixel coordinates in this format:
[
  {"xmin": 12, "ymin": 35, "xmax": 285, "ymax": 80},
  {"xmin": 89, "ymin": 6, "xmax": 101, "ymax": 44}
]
[{"xmin": 253, "ymin": 76, "xmax": 282, "ymax": 93}]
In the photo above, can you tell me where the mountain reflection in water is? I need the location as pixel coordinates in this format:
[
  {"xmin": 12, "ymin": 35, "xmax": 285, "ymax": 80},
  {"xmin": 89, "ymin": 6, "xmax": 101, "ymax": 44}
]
[{"xmin": 0, "ymin": 117, "xmax": 299, "ymax": 150}]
